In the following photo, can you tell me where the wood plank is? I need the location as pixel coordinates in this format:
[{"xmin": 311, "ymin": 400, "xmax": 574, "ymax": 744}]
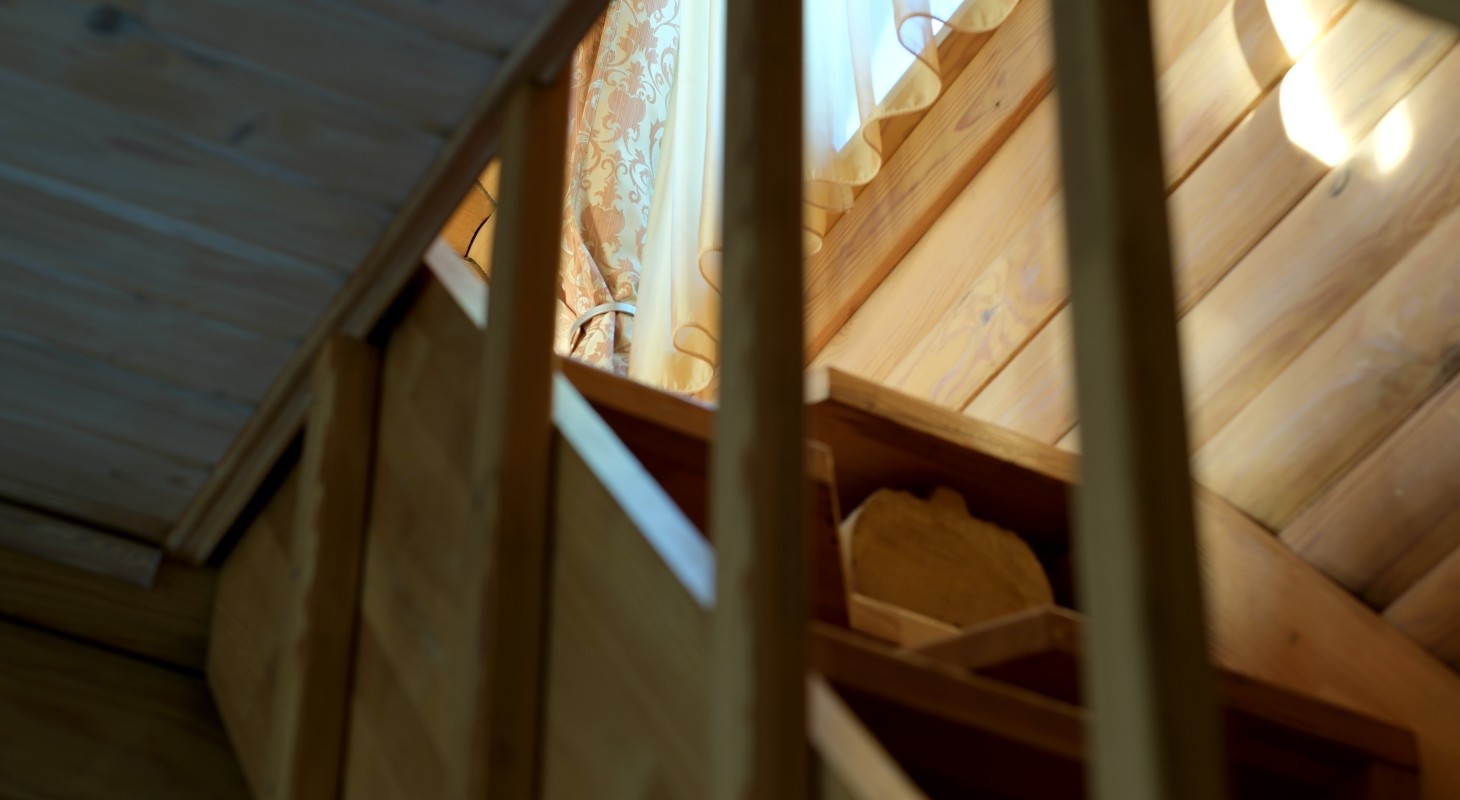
[
  {"xmin": 0, "ymin": 69, "xmax": 391, "ymax": 268},
  {"xmin": 0, "ymin": 407, "xmax": 209, "ymax": 540},
  {"xmin": 807, "ymin": 368, "xmax": 1075, "ymax": 545},
  {"xmin": 1386, "ymin": 535, "xmax": 1460, "ymax": 669},
  {"xmin": 0, "ymin": 544, "xmax": 213, "ymax": 670},
  {"xmin": 1282, "ymin": 375, "xmax": 1460, "ymax": 608},
  {"xmin": 104, "ymin": 0, "xmax": 500, "ymax": 132},
  {"xmin": 332, "ymin": 0, "xmax": 534, "ymax": 54},
  {"xmin": 712, "ymin": 0, "xmax": 808, "ymax": 795},
  {"xmin": 804, "ymin": 0, "xmax": 1054, "ymax": 361},
  {"xmin": 541, "ymin": 393, "xmax": 712, "ymax": 800},
  {"xmin": 266, "ymin": 338, "xmax": 380, "ymax": 800},
  {"xmin": 0, "ymin": 0, "xmax": 445, "ymax": 206},
  {"xmin": 166, "ymin": 0, "xmax": 609, "ymax": 564},
  {"xmin": 0, "ymin": 330, "xmax": 252, "ymax": 468},
  {"xmin": 0, "ymin": 173, "xmax": 339, "ymax": 340},
  {"xmin": 1194, "ymin": 489, "xmax": 1460, "ymax": 798},
  {"xmin": 209, "ymin": 470, "xmax": 298, "ymax": 797},
  {"xmin": 846, "ymin": 592, "xmax": 961, "ymax": 648},
  {"xmin": 1050, "ymin": 0, "xmax": 1223, "ymax": 795},
  {"xmin": 0, "ymin": 258, "xmax": 295, "ymax": 405},
  {"xmin": 966, "ymin": 0, "xmax": 1453, "ymax": 442},
  {"xmin": 453, "ymin": 69, "xmax": 570, "ymax": 800},
  {"xmin": 0, "ymin": 622, "xmax": 249, "ymax": 800},
  {"xmin": 1196, "ymin": 200, "xmax": 1460, "ymax": 530},
  {"xmin": 0, "ymin": 500, "xmax": 161, "ymax": 587},
  {"xmin": 812, "ymin": 0, "xmax": 1279, "ymax": 384}
]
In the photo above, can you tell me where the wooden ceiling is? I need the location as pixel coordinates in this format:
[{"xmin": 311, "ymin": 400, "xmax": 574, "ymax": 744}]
[
  {"xmin": 0, "ymin": 1, "xmax": 543, "ymax": 554},
  {"xmin": 813, "ymin": 0, "xmax": 1460, "ymax": 670}
]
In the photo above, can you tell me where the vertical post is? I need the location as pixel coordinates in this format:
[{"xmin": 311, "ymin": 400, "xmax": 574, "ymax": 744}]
[
  {"xmin": 455, "ymin": 70, "xmax": 570, "ymax": 800},
  {"xmin": 711, "ymin": 0, "xmax": 807, "ymax": 796},
  {"xmin": 1049, "ymin": 0, "xmax": 1225, "ymax": 799},
  {"xmin": 268, "ymin": 336, "xmax": 380, "ymax": 800}
]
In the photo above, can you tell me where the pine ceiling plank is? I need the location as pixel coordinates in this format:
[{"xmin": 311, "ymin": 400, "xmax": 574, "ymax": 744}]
[
  {"xmin": 0, "ymin": 259, "xmax": 295, "ymax": 405},
  {"xmin": 0, "ymin": 543, "xmax": 214, "ymax": 670},
  {"xmin": 164, "ymin": 0, "xmax": 611, "ymax": 563},
  {"xmin": 1282, "ymin": 375, "xmax": 1460, "ymax": 607},
  {"xmin": 818, "ymin": 0, "xmax": 1334, "ymax": 388},
  {"xmin": 0, "ymin": 69, "xmax": 390, "ymax": 269},
  {"xmin": 0, "ymin": 500, "xmax": 161, "ymax": 587},
  {"xmin": 964, "ymin": 1, "xmax": 1454, "ymax": 441},
  {"xmin": 0, "ymin": 175, "xmax": 338, "ymax": 340},
  {"xmin": 0, "ymin": 331, "xmax": 251, "ymax": 468},
  {"xmin": 0, "ymin": 0, "xmax": 445, "ymax": 206},
  {"xmin": 1195, "ymin": 202, "xmax": 1460, "ymax": 530},
  {"xmin": 1385, "ymin": 529, "xmax": 1460, "ymax": 669},
  {"xmin": 330, "ymin": 0, "xmax": 534, "ymax": 55},
  {"xmin": 0, "ymin": 408, "xmax": 208, "ymax": 540},
  {"xmin": 103, "ymin": 0, "xmax": 500, "ymax": 132},
  {"xmin": 0, "ymin": 621, "xmax": 248, "ymax": 799}
]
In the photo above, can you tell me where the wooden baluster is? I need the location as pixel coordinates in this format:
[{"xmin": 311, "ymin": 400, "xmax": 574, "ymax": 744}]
[
  {"xmin": 453, "ymin": 68, "xmax": 570, "ymax": 800},
  {"xmin": 710, "ymin": 0, "xmax": 807, "ymax": 796},
  {"xmin": 1049, "ymin": 0, "xmax": 1225, "ymax": 798}
]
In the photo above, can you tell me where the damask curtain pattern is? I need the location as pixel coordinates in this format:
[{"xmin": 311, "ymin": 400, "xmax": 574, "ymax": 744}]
[{"xmin": 558, "ymin": 0, "xmax": 680, "ymax": 374}]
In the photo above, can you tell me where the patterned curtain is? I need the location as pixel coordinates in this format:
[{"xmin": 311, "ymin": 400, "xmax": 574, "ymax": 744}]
[{"xmin": 557, "ymin": 0, "xmax": 680, "ymax": 375}]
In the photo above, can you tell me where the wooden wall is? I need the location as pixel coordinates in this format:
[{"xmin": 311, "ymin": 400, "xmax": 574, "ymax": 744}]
[
  {"xmin": 811, "ymin": 0, "xmax": 1460, "ymax": 672},
  {"xmin": 0, "ymin": 620, "xmax": 247, "ymax": 799}
]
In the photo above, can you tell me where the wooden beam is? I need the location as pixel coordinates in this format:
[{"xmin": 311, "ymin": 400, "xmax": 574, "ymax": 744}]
[
  {"xmin": 164, "ymin": 0, "xmax": 609, "ymax": 564},
  {"xmin": 453, "ymin": 66, "xmax": 570, "ymax": 800},
  {"xmin": 0, "ymin": 544, "xmax": 213, "ymax": 670},
  {"xmin": 266, "ymin": 337, "xmax": 380, "ymax": 800},
  {"xmin": 711, "ymin": 0, "xmax": 807, "ymax": 795},
  {"xmin": 807, "ymin": 676, "xmax": 927, "ymax": 800},
  {"xmin": 0, "ymin": 499, "xmax": 160, "ymax": 586},
  {"xmin": 1049, "ymin": 0, "xmax": 1223, "ymax": 797}
]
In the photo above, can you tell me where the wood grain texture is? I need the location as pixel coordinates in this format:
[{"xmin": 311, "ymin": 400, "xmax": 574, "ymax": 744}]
[
  {"xmin": 0, "ymin": 621, "xmax": 248, "ymax": 800},
  {"xmin": 453, "ymin": 72, "xmax": 570, "ymax": 800},
  {"xmin": 267, "ymin": 338, "xmax": 380, "ymax": 800},
  {"xmin": 167, "ymin": 0, "xmax": 610, "ymax": 564},
  {"xmin": 0, "ymin": 0, "xmax": 446, "ymax": 205},
  {"xmin": 1283, "ymin": 374, "xmax": 1460, "ymax": 607},
  {"xmin": 962, "ymin": 0, "xmax": 1446, "ymax": 441},
  {"xmin": 103, "ymin": 0, "xmax": 500, "ymax": 132},
  {"xmin": 0, "ymin": 499, "xmax": 160, "ymax": 586},
  {"xmin": 0, "ymin": 173, "xmax": 339, "ymax": 340},
  {"xmin": 712, "ymin": 0, "xmax": 808, "ymax": 795},
  {"xmin": 342, "ymin": 281, "xmax": 480, "ymax": 800},
  {"xmin": 816, "ymin": 0, "xmax": 1252, "ymax": 386},
  {"xmin": 541, "ymin": 379, "xmax": 712, "ymax": 800},
  {"xmin": 804, "ymin": 0, "xmax": 1055, "ymax": 361},
  {"xmin": 0, "ymin": 68, "xmax": 391, "ymax": 269},
  {"xmin": 1385, "ymin": 536, "xmax": 1460, "ymax": 669},
  {"xmin": 1196, "ymin": 200, "xmax": 1460, "ymax": 529},
  {"xmin": 208, "ymin": 470, "xmax": 299, "ymax": 795},
  {"xmin": 1195, "ymin": 489, "xmax": 1460, "ymax": 798},
  {"xmin": 0, "ymin": 545, "xmax": 214, "ymax": 670}
]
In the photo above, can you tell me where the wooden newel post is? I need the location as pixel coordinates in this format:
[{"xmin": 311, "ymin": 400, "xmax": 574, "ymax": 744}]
[
  {"xmin": 711, "ymin": 0, "xmax": 808, "ymax": 796},
  {"xmin": 1049, "ymin": 0, "xmax": 1226, "ymax": 798}
]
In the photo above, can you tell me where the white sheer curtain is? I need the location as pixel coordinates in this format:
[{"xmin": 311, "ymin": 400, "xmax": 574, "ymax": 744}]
[{"xmin": 621, "ymin": 0, "xmax": 1021, "ymax": 396}]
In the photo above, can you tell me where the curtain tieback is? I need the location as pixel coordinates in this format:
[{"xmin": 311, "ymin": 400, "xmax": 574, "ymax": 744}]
[{"xmin": 568, "ymin": 301, "xmax": 637, "ymax": 346}]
